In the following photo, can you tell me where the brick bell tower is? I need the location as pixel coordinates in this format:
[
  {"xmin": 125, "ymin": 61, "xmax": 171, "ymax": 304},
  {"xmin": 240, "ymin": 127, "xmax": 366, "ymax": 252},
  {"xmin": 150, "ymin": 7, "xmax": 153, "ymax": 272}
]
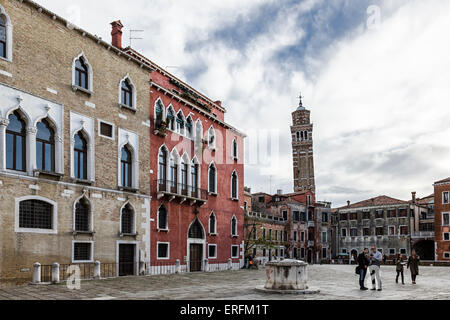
[{"xmin": 291, "ymin": 93, "xmax": 315, "ymax": 193}]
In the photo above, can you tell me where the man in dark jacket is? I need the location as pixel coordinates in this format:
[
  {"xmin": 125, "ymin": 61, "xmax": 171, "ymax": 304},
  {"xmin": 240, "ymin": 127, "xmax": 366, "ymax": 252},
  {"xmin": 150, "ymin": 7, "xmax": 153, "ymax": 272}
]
[{"xmin": 358, "ymin": 248, "xmax": 370, "ymax": 290}]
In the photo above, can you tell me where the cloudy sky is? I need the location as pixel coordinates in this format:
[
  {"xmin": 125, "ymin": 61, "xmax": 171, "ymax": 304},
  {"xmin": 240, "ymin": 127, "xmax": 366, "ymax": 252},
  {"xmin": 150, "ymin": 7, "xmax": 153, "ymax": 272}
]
[{"xmin": 38, "ymin": 0, "xmax": 450, "ymax": 207}]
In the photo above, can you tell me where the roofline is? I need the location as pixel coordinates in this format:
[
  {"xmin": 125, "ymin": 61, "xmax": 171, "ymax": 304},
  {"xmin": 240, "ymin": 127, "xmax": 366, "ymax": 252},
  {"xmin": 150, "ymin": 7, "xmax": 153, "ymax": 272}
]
[
  {"xmin": 151, "ymin": 81, "xmax": 246, "ymax": 137},
  {"xmin": 21, "ymin": 0, "xmax": 155, "ymax": 73},
  {"xmin": 124, "ymin": 47, "xmax": 226, "ymax": 114}
]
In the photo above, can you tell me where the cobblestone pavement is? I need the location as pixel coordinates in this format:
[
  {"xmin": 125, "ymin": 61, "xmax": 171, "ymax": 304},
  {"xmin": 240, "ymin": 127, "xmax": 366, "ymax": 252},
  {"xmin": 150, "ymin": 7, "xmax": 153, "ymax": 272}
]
[{"xmin": 0, "ymin": 265, "xmax": 449, "ymax": 300}]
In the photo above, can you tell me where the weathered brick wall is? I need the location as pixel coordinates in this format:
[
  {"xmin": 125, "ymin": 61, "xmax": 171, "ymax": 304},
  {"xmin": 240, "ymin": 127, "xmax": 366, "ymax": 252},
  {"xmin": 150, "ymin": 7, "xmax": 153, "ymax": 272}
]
[
  {"xmin": 434, "ymin": 183, "xmax": 450, "ymax": 260},
  {"xmin": 0, "ymin": 1, "xmax": 151, "ymax": 283}
]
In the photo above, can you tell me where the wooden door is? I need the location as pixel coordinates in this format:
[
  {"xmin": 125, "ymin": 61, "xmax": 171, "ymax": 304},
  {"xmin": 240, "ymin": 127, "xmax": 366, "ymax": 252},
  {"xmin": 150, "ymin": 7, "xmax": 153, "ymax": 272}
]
[
  {"xmin": 189, "ymin": 244, "xmax": 203, "ymax": 272},
  {"xmin": 119, "ymin": 244, "xmax": 135, "ymax": 276}
]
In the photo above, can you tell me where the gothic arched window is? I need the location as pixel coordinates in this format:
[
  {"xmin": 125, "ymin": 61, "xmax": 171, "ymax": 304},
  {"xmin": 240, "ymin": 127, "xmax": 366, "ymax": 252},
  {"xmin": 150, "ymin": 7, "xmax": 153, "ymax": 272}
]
[
  {"xmin": 6, "ymin": 111, "xmax": 26, "ymax": 172},
  {"xmin": 36, "ymin": 119, "xmax": 55, "ymax": 172}
]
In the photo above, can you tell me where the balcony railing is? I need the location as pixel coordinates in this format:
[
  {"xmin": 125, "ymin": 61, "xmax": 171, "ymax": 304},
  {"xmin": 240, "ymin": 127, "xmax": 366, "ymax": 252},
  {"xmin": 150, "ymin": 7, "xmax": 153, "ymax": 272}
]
[
  {"xmin": 411, "ymin": 231, "xmax": 435, "ymax": 239},
  {"xmin": 156, "ymin": 179, "xmax": 208, "ymax": 203}
]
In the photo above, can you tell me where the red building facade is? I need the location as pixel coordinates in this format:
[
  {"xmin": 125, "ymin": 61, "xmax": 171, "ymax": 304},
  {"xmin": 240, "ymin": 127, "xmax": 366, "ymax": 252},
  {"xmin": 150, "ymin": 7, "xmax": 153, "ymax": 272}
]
[
  {"xmin": 434, "ymin": 177, "xmax": 450, "ymax": 261},
  {"xmin": 112, "ymin": 26, "xmax": 246, "ymax": 270}
]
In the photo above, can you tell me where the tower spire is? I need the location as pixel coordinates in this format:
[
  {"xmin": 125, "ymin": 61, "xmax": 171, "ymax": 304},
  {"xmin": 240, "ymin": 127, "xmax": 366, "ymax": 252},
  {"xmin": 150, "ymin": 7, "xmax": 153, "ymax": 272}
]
[{"xmin": 298, "ymin": 92, "xmax": 303, "ymax": 108}]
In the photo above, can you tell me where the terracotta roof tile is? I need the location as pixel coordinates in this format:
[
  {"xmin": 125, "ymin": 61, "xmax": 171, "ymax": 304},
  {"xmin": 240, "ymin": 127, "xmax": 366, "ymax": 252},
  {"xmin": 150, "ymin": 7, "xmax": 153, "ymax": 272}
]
[
  {"xmin": 335, "ymin": 195, "xmax": 408, "ymax": 210},
  {"xmin": 435, "ymin": 177, "xmax": 450, "ymax": 184}
]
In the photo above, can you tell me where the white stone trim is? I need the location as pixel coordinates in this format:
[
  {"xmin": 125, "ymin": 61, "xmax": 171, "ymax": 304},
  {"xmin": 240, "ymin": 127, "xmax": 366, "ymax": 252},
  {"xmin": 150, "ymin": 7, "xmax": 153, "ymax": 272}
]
[
  {"xmin": 72, "ymin": 52, "xmax": 94, "ymax": 93},
  {"xmin": 443, "ymin": 191, "xmax": 449, "ymax": 204},
  {"xmin": 118, "ymin": 74, "xmax": 137, "ymax": 110},
  {"xmin": 72, "ymin": 240, "xmax": 94, "ymax": 263},
  {"xmin": 70, "ymin": 111, "xmax": 95, "ymax": 181},
  {"xmin": 14, "ymin": 195, "xmax": 58, "ymax": 234},
  {"xmin": 97, "ymin": 118, "xmax": 115, "ymax": 140},
  {"xmin": 156, "ymin": 242, "xmax": 170, "ymax": 260},
  {"xmin": 0, "ymin": 5, "xmax": 13, "ymax": 62},
  {"xmin": 119, "ymin": 201, "xmax": 137, "ymax": 234},
  {"xmin": 443, "ymin": 212, "xmax": 450, "ymax": 226},
  {"xmin": 72, "ymin": 193, "xmax": 94, "ymax": 232},
  {"xmin": 208, "ymin": 244, "xmax": 217, "ymax": 259},
  {"xmin": 118, "ymin": 128, "xmax": 139, "ymax": 189}
]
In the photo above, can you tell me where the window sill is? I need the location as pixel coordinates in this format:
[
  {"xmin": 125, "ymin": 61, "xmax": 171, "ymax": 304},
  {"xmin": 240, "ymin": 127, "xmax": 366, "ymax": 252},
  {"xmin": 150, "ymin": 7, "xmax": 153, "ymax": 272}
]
[
  {"xmin": 0, "ymin": 56, "xmax": 12, "ymax": 63},
  {"xmin": 209, "ymin": 192, "xmax": 218, "ymax": 197},
  {"xmin": 72, "ymin": 230, "xmax": 95, "ymax": 236},
  {"xmin": 72, "ymin": 260, "xmax": 94, "ymax": 264},
  {"xmin": 118, "ymin": 103, "xmax": 137, "ymax": 113},
  {"xmin": 72, "ymin": 85, "xmax": 93, "ymax": 95},
  {"xmin": 158, "ymin": 229, "xmax": 169, "ymax": 233},
  {"xmin": 231, "ymin": 235, "xmax": 239, "ymax": 238},
  {"xmin": 72, "ymin": 178, "xmax": 94, "ymax": 186},
  {"xmin": 209, "ymin": 233, "xmax": 218, "ymax": 237},
  {"xmin": 34, "ymin": 170, "xmax": 64, "ymax": 180},
  {"xmin": 119, "ymin": 186, "xmax": 139, "ymax": 193},
  {"xmin": 120, "ymin": 232, "xmax": 138, "ymax": 237},
  {"xmin": 231, "ymin": 198, "xmax": 239, "ymax": 202}
]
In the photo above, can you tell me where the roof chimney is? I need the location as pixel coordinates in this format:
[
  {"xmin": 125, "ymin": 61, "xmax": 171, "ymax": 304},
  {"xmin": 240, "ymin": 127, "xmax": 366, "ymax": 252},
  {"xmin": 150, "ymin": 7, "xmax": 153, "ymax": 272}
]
[
  {"xmin": 111, "ymin": 20, "xmax": 124, "ymax": 49},
  {"xmin": 277, "ymin": 189, "xmax": 283, "ymax": 196},
  {"xmin": 347, "ymin": 201, "xmax": 351, "ymax": 207},
  {"xmin": 412, "ymin": 192, "xmax": 416, "ymax": 203}
]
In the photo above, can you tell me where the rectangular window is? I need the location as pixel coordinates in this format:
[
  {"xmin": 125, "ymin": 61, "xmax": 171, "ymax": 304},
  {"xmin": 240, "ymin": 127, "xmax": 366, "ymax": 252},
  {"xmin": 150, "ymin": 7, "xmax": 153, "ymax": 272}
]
[
  {"xmin": 258, "ymin": 196, "xmax": 265, "ymax": 203},
  {"xmin": 275, "ymin": 230, "xmax": 278, "ymax": 241},
  {"xmin": 269, "ymin": 229, "xmax": 272, "ymax": 240},
  {"xmin": 322, "ymin": 212, "xmax": 328, "ymax": 223},
  {"xmin": 375, "ymin": 210, "xmax": 384, "ymax": 219},
  {"xmin": 208, "ymin": 245, "xmax": 217, "ymax": 259},
  {"xmin": 378, "ymin": 248, "xmax": 383, "ymax": 254},
  {"xmin": 263, "ymin": 249, "xmax": 266, "ymax": 257},
  {"xmin": 300, "ymin": 212, "xmax": 307, "ymax": 222},
  {"xmin": 388, "ymin": 210, "xmax": 396, "ymax": 218},
  {"xmin": 389, "ymin": 248, "xmax": 396, "ymax": 256},
  {"xmin": 350, "ymin": 228, "xmax": 358, "ymax": 237},
  {"xmin": 73, "ymin": 242, "xmax": 92, "ymax": 262},
  {"xmin": 444, "ymin": 252, "xmax": 450, "ymax": 259},
  {"xmin": 363, "ymin": 228, "xmax": 370, "ymax": 236},
  {"xmin": 342, "ymin": 248, "xmax": 348, "ymax": 254},
  {"xmin": 293, "ymin": 248, "xmax": 298, "ymax": 259},
  {"xmin": 293, "ymin": 211, "xmax": 300, "ymax": 222},
  {"xmin": 293, "ymin": 231, "xmax": 298, "ymax": 242},
  {"xmin": 282, "ymin": 211, "xmax": 288, "ymax": 221},
  {"xmin": 99, "ymin": 121, "xmax": 114, "ymax": 139},
  {"xmin": 340, "ymin": 213, "xmax": 348, "ymax": 221},
  {"xmin": 301, "ymin": 231, "xmax": 305, "ymax": 242},
  {"xmin": 400, "ymin": 248, "xmax": 407, "ymax": 255},
  {"xmin": 398, "ymin": 209, "xmax": 407, "ymax": 217},
  {"xmin": 443, "ymin": 192, "xmax": 449, "ymax": 204},
  {"xmin": 363, "ymin": 212, "xmax": 371, "ymax": 220},
  {"xmin": 388, "ymin": 226, "xmax": 395, "ymax": 236},
  {"xmin": 301, "ymin": 248, "xmax": 305, "ymax": 258},
  {"xmin": 322, "ymin": 232, "xmax": 327, "ymax": 243},
  {"xmin": 376, "ymin": 227, "xmax": 384, "ymax": 236},
  {"xmin": 322, "ymin": 248, "xmax": 327, "ymax": 259},
  {"xmin": 444, "ymin": 233, "xmax": 450, "ymax": 241},
  {"xmin": 400, "ymin": 226, "xmax": 408, "ymax": 235},
  {"xmin": 443, "ymin": 213, "xmax": 450, "ymax": 226},
  {"xmin": 231, "ymin": 245, "xmax": 239, "ymax": 258},
  {"xmin": 341, "ymin": 228, "xmax": 347, "ymax": 237},
  {"xmin": 157, "ymin": 243, "xmax": 169, "ymax": 259},
  {"xmin": 350, "ymin": 213, "xmax": 357, "ymax": 221}
]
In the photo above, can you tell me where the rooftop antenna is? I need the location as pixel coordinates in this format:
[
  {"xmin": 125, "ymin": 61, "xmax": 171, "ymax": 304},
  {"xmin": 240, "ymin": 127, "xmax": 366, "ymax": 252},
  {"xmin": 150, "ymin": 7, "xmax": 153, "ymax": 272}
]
[{"xmin": 129, "ymin": 29, "xmax": 144, "ymax": 48}]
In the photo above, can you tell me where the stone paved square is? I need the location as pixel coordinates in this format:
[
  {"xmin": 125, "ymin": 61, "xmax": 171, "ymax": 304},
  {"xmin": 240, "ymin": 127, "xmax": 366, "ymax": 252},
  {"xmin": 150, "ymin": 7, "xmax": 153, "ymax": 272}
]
[{"xmin": 0, "ymin": 265, "xmax": 449, "ymax": 300}]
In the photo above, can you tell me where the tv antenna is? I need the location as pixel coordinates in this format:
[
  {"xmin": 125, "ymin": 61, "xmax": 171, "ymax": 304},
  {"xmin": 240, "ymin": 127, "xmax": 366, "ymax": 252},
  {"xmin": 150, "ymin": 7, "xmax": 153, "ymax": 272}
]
[{"xmin": 129, "ymin": 29, "xmax": 144, "ymax": 47}]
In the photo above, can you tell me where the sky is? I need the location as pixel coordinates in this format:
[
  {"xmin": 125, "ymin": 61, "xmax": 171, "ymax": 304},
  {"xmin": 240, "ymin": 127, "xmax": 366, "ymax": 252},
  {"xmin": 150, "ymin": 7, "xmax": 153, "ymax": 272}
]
[{"xmin": 37, "ymin": 0, "xmax": 450, "ymax": 207}]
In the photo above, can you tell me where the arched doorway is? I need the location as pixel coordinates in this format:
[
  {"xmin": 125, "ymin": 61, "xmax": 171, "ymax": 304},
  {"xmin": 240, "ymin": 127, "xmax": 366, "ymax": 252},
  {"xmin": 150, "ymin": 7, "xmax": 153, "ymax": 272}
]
[
  {"xmin": 187, "ymin": 218, "xmax": 205, "ymax": 272},
  {"xmin": 413, "ymin": 240, "xmax": 434, "ymax": 261}
]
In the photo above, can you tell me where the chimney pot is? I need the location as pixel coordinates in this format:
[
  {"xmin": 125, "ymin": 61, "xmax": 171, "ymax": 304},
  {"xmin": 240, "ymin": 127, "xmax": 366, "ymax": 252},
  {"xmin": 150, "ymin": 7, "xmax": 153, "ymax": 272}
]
[
  {"xmin": 412, "ymin": 192, "xmax": 417, "ymax": 203},
  {"xmin": 277, "ymin": 189, "xmax": 283, "ymax": 195},
  {"xmin": 111, "ymin": 20, "xmax": 124, "ymax": 49},
  {"xmin": 347, "ymin": 201, "xmax": 351, "ymax": 207}
]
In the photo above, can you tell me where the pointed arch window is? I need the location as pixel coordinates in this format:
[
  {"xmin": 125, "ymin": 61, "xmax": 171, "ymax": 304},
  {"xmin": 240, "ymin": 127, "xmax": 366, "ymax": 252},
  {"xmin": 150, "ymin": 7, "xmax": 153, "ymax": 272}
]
[
  {"xmin": 121, "ymin": 78, "xmax": 133, "ymax": 107},
  {"xmin": 74, "ymin": 132, "xmax": 87, "ymax": 180},
  {"xmin": 209, "ymin": 212, "xmax": 217, "ymax": 235},
  {"xmin": 186, "ymin": 117, "xmax": 193, "ymax": 138},
  {"xmin": 166, "ymin": 108, "xmax": 175, "ymax": 131},
  {"xmin": 169, "ymin": 156, "xmax": 178, "ymax": 193},
  {"xmin": 231, "ymin": 216, "xmax": 238, "ymax": 237},
  {"xmin": 158, "ymin": 148, "xmax": 167, "ymax": 183},
  {"xmin": 208, "ymin": 163, "xmax": 217, "ymax": 194},
  {"xmin": 75, "ymin": 198, "xmax": 90, "ymax": 232},
  {"xmin": 121, "ymin": 145, "xmax": 132, "ymax": 188},
  {"xmin": 0, "ymin": 15, "xmax": 6, "ymax": 59},
  {"xmin": 176, "ymin": 112, "xmax": 185, "ymax": 135},
  {"xmin": 181, "ymin": 159, "xmax": 188, "ymax": 195},
  {"xmin": 231, "ymin": 171, "xmax": 238, "ymax": 199},
  {"xmin": 232, "ymin": 139, "xmax": 238, "ymax": 159},
  {"xmin": 158, "ymin": 205, "xmax": 168, "ymax": 231},
  {"xmin": 6, "ymin": 111, "xmax": 26, "ymax": 172},
  {"xmin": 75, "ymin": 57, "xmax": 89, "ymax": 90},
  {"xmin": 121, "ymin": 204, "xmax": 135, "ymax": 234},
  {"xmin": 36, "ymin": 119, "xmax": 55, "ymax": 172},
  {"xmin": 208, "ymin": 126, "xmax": 216, "ymax": 149},
  {"xmin": 189, "ymin": 219, "xmax": 204, "ymax": 239},
  {"xmin": 155, "ymin": 100, "xmax": 164, "ymax": 128}
]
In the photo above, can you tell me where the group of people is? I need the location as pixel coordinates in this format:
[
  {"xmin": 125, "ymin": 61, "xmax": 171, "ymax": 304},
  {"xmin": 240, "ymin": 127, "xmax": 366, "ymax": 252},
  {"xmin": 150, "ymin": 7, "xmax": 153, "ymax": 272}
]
[{"xmin": 356, "ymin": 246, "xmax": 421, "ymax": 291}]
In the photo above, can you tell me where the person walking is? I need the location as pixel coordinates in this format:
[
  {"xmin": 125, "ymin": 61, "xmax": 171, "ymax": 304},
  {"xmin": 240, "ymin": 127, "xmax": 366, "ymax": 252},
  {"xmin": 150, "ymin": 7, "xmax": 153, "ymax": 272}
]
[
  {"xmin": 369, "ymin": 246, "xmax": 383, "ymax": 291},
  {"xmin": 357, "ymin": 248, "xmax": 370, "ymax": 290},
  {"xmin": 394, "ymin": 253, "xmax": 405, "ymax": 285},
  {"xmin": 407, "ymin": 250, "xmax": 420, "ymax": 284}
]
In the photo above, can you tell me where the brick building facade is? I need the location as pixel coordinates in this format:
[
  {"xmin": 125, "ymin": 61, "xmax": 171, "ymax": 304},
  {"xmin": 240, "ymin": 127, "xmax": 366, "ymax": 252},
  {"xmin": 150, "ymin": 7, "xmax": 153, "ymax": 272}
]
[
  {"xmin": 0, "ymin": 0, "xmax": 153, "ymax": 285},
  {"xmin": 434, "ymin": 177, "xmax": 450, "ymax": 261}
]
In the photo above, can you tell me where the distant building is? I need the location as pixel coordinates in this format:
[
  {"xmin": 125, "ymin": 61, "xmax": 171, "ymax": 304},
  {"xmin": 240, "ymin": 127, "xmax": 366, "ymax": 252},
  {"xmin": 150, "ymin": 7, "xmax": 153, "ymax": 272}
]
[
  {"xmin": 291, "ymin": 95, "xmax": 315, "ymax": 193},
  {"xmin": 410, "ymin": 192, "xmax": 435, "ymax": 261},
  {"xmin": 434, "ymin": 177, "xmax": 450, "ymax": 262}
]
